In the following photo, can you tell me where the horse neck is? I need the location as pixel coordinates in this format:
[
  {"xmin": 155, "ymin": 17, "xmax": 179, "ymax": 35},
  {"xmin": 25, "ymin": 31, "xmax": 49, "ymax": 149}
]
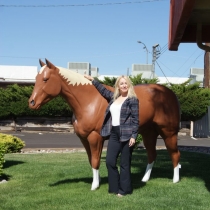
[
  {"xmin": 55, "ymin": 67, "xmax": 96, "ymax": 118},
  {"xmin": 60, "ymin": 81, "xmax": 97, "ymax": 118}
]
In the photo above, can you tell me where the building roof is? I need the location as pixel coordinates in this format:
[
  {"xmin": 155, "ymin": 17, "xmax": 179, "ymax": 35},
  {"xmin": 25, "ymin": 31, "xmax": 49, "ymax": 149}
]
[
  {"xmin": 169, "ymin": 0, "xmax": 210, "ymax": 51},
  {"xmin": 97, "ymin": 75, "xmax": 119, "ymax": 81},
  {"xmin": 0, "ymin": 65, "xmax": 192, "ymax": 86},
  {"xmin": 0, "ymin": 65, "xmax": 38, "ymax": 83},
  {"xmin": 98, "ymin": 75, "xmax": 189, "ymax": 85},
  {"xmin": 157, "ymin": 77, "xmax": 189, "ymax": 84}
]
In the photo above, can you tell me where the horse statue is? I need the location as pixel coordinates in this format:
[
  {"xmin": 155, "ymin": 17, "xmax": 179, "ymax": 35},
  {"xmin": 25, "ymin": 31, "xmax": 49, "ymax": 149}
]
[{"xmin": 29, "ymin": 59, "xmax": 181, "ymax": 190}]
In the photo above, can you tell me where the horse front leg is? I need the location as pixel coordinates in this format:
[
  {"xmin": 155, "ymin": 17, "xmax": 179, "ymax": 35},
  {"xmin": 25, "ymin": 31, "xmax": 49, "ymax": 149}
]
[
  {"xmin": 79, "ymin": 136, "xmax": 100, "ymax": 190},
  {"xmin": 74, "ymin": 120, "xmax": 103, "ymax": 190},
  {"xmin": 87, "ymin": 131, "xmax": 104, "ymax": 190}
]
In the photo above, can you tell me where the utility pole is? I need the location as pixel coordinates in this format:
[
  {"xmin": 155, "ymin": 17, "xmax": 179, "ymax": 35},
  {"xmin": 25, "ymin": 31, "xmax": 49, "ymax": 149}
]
[{"xmin": 152, "ymin": 44, "xmax": 160, "ymax": 79}]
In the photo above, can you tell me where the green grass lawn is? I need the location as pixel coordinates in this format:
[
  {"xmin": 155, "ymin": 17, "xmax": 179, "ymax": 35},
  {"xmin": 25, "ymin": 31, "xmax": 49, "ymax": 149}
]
[{"xmin": 0, "ymin": 150, "xmax": 210, "ymax": 210}]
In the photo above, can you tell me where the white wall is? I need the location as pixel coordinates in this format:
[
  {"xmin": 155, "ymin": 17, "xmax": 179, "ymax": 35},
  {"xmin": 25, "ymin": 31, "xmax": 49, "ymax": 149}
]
[{"xmin": 0, "ymin": 65, "xmax": 38, "ymax": 81}]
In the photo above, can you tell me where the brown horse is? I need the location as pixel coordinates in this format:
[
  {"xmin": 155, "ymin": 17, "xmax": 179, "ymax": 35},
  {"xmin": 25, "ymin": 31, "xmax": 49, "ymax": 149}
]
[{"xmin": 29, "ymin": 59, "xmax": 181, "ymax": 190}]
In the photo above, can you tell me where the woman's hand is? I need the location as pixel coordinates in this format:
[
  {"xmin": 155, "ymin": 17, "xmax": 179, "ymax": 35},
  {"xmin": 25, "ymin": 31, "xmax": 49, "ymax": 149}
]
[
  {"xmin": 129, "ymin": 138, "xmax": 135, "ymax": 147},
  {"xmin": 84, "ymin": 75, "xmax": 94, "ymax": 81}
]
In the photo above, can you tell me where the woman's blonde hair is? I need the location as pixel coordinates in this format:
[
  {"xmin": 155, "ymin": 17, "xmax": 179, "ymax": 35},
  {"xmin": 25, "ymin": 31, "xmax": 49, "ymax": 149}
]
[{"xmin": 113, "ymin": 75, "xmax": 137, "ymax": 101}]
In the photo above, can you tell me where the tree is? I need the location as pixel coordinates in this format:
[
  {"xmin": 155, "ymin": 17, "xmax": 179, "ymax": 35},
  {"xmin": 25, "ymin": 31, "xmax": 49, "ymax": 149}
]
[
  {"xmin": 129, "ymin": 74, "xmax": 158, "ymax": 85},
  {"xmin": 97, "ymin": 74, "xmax": 158, "ymax": 87},
  {"xmin": 1, "ymin": 76, "xmax": 209, "ymax": 122},
  {"xmin": 98, "ymin": 75, "xmax": 210, "ymax": 122},
  {"xmin": 97, "ymin": 76, "xmax": 117, "ymax": 86},
  {"xmin": 166, "ymin": 81, "xmax": 210, "ymax": 121}
]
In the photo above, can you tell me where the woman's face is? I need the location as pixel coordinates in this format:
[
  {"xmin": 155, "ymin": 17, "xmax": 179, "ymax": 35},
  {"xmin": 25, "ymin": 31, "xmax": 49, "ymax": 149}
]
[{"xmin": 118, "ymin": 77, "xmax": 129, "ymax": 95}]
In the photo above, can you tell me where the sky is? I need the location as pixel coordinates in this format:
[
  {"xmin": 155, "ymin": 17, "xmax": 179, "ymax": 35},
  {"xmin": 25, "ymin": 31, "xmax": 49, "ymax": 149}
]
[{"xmin": 0, "ymin": 0, "xmax": 205, "ymax": 78}]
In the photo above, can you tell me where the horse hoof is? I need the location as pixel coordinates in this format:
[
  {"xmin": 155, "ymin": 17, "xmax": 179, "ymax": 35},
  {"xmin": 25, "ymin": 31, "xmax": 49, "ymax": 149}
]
[
  {"xmin": 91, "ymin": 183, "xmax": 99, "ymax": 190},
  {"xmin": 141, "ymin": 177, "xmax": 149, "ymax": 182},
  {"xmin": 141, "ymin": 161, "xmax": 154, "ymax": 182},
  {"xmin": 173, "ymin": 178, "xmax": 179, "ymax": 183},
  {"xmin": 173, "ymin": 163, "xmax": 181, "ymax": 183}
]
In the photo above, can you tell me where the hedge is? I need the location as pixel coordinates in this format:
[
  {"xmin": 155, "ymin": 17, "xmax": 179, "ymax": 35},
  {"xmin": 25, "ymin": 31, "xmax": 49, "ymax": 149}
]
[
  {"xmin": 0, "ymin": 84, "xmax": 72, "ymax": 119},
  {"xmin": 0, "ymin": 78, "xmax": 210, "ymax": 122},
  {"xmin": 0, "ymin": 143, "xmax": 6, "ymax": 176}
]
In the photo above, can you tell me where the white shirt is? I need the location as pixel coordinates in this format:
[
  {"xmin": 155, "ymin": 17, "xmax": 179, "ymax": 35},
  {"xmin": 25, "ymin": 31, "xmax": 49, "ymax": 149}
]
[{"xmin": 110, "ymin": 102, "xmax": 122, "ymax": 126}]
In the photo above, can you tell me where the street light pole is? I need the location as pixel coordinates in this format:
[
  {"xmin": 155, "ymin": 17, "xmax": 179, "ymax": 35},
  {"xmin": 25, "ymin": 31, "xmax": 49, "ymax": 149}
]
[{"xmin": 137, "ymin": 41, "xmax": 148, "ymax": 64}]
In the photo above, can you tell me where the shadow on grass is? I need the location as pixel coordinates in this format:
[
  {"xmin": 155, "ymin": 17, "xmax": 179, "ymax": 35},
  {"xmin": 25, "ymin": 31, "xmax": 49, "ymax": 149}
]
[
  {"xmin": 3, "ymin": 160, "xmax": 25, "ymax": 169},
  {"xmin": 49, "ymin": 176, "xmax": 108, "ymax": 187},
  {"xmin": 47, "ymin": 150, "xmax": 210, "ymax": 192},
  {"xmin": 1, "ymin": 160, "xmax": 25, "ymax": 181},
  {"xmin": 102, "ymin": 149, "xmax": 210, "ymax": 191},
  {"xmin": 131, "ymin": 150, "xmax": 210, "ymax": 191},
  {"xmin": 0, "ymin": 173, "xmax": 11, "ymax": 181}
]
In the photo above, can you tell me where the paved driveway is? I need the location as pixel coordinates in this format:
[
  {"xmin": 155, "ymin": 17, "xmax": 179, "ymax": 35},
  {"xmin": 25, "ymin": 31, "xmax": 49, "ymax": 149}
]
[
  {"xmin": 1, "ymin": 131, "xmax": 210, "ymax": 150},
  {"xmin": 1, "ymin": 131, "xmax": 109, "ymax": 149}
]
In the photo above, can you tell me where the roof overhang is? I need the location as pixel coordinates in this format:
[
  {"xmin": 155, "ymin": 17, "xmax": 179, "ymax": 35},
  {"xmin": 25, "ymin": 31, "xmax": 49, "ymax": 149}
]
[{"xmin": 169, "ymin": 0, "xmax": 210, "ymax": 51}]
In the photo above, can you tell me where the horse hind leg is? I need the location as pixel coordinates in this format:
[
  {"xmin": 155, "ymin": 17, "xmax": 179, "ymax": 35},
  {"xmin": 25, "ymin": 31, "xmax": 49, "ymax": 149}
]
[
  {"xmin": 141, "ymin": 130, "xmax": 159, "ymax": 182},
  {"xmin": 163, "ymin": 133, "xmax": 181, "ymax": 183}
]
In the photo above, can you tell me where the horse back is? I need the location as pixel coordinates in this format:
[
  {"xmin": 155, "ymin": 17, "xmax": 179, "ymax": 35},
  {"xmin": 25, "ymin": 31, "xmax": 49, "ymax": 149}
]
[
  {"xmin": 90, "ymin": 83, "xmax": 180, "ymax": 134},
  {"xmin": 134, "ymin": 84, "xmax": 180, "ymax": 129}
]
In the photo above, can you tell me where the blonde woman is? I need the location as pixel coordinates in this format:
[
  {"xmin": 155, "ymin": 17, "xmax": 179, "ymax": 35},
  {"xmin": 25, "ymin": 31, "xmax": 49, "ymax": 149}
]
[{"xmin": 84, "ymin": 75, "xmax": 139, "ymax": 197}]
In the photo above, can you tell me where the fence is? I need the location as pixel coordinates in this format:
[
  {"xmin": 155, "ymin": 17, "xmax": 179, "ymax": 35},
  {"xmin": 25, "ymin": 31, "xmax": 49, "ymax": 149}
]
[{"xmin": 193, "ymin": 106, "xmax": 210, "ymax": 138}]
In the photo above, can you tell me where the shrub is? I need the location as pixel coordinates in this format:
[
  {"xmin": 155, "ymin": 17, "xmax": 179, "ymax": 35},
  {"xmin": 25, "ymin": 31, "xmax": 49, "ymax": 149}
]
[
  {"xmin": 0, "ymin": 143, "xmax": 6, "ymax": 176},
  {"xmin": 0, "ymin": 133, "xmax": 25, "ymax": 153},
  {"xmin": 167, "ymin": 82, "xmax": 210, "ymax": 121},
  {"xmin": 135, "ymin": 134, "xmax": 143, "ymax": 149}
]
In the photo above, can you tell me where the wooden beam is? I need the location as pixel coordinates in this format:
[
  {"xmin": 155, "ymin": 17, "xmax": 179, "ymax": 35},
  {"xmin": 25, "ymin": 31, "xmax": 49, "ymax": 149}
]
[
  {"xmin": 180, "ymin": 25, "xmax": 210, "ymax": 42},
  {"xmin": 204, "ymin": 44, "xmax": 210, "ymax": 88}
]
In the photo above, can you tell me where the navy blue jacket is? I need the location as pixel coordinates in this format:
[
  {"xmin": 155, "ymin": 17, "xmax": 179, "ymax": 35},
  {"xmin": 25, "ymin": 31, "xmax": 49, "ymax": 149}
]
[{"xmin": 92, "ymin": 80, "xmax": 139, "ymax": 142}]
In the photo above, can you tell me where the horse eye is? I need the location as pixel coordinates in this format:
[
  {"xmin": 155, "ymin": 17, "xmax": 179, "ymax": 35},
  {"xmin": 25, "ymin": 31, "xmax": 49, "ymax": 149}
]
[{"xmin": 43, "ymin": 78, "xmax": 48, "ymax": 82}]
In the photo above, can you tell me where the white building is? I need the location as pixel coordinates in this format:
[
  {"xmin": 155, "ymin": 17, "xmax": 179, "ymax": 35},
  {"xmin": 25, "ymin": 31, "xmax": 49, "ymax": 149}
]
[
  {"xmin": 157, "ymin": 77, "xmax": 189, "ymax": 84},
  {"xmin": 98, "ymin": 75, "xmax": 119, "ymax": 81},
  {"xmin": 0, "ymin": 64, "xmax": 203, "ymax": 87},
  {"xmin": 98, "ymin": 75, "xmax": 189, "ymax": 85},
  {"xmin": 131, "ymin": 64, "xmax": 153, "ymax": 79},
  {"xmin": 189, "ymin": 68, "xmax": 204, "ymax": 87},
  {"xmin": 67, "ymin": 62, "xmax": 91, "ymax": 75},
  {"xmin": 91, "ymin": 67, "xmax": 99, "ymax": 77},
  {"xmin": 0, "ymin": 65, "xmax": 38, "ymax": 87}
]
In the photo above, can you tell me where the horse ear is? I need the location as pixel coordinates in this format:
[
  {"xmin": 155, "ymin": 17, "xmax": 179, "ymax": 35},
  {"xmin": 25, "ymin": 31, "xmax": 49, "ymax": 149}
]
[
  {"xmin": 45, "ymin": 58, "xmax": 56, "ymax": 69},
  {"xmin": 39, "ymin": 59, "xmax": 46, "ymax": 67}
]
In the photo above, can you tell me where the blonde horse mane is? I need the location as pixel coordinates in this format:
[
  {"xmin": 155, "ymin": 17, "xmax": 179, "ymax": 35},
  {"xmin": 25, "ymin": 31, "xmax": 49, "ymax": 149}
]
[{"xmin": 39, "ymin": 65, "xmax": 92, "ymax": 86}]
